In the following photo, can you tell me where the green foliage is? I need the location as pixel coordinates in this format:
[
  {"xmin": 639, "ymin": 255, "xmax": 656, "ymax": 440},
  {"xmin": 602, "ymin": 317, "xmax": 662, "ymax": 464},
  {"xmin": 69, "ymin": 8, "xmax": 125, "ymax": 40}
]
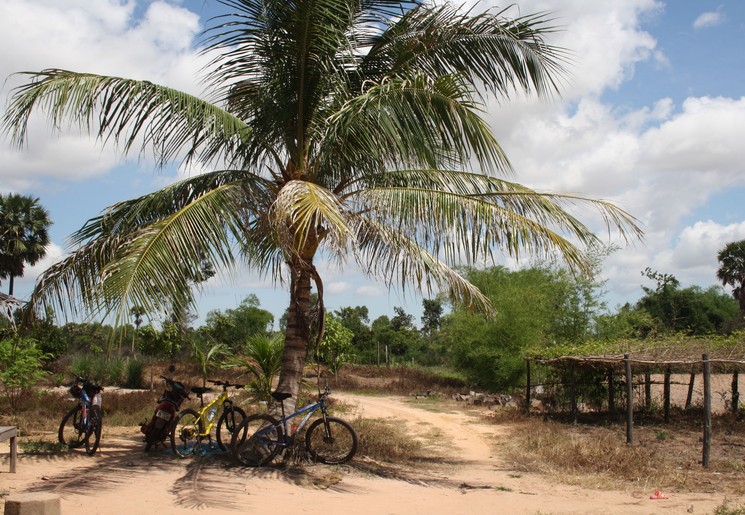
[
  {"xmin": 421, "ymin": 298, "xmax": 444, "ymax": 336},
  {"xmin": 717, "ymin": 240, "xmax": 745, "ymax": 315},
  {"xmin": 634, "ymin": 268, "xmax": 738, "ymax": 335},
  {"xmin": 135, "ymin": 323, "xmax": 184, "ymax": 358},
  {"xmin": 241, "ymin": 333, "xmax": 284, "ymax": 402},
  {"xmin": 192, "ymin": 340, "xmax": 228, "ymax": 386},
  {"xmin": 316, "ymin": 314, "xmax": 354, "ymax": 376},
  {"xmin": 0, "ymin": 337, "xmax": 48, "ymax": 411},
  {"xmin": 444, "ymin": 265, "xmax": 608, "ymax": 390},
  {"xmin": 335, "ymin": 306, "xmax": 375, "ymax": 363},
  {"xmin": 124, "ymin": 358, "xmax": 145, "ymax": 389},
  {"xmin": 0, "ymin": 193, "xmax": 51, "ymax": 296},
  {"xmin": 202, "ymin": 295, "xmax": 273, "ymax": 352},
  {"xmin": 69, "ymin": 354, "xmax": 93, "ymax": 381}
]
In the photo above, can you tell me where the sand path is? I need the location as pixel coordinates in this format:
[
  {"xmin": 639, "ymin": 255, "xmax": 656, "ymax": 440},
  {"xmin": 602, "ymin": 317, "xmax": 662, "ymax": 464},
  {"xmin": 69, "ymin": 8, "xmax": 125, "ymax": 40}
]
[{"xmin": 1, "ymin": 393, "xmax": 742, "ymax": 514}]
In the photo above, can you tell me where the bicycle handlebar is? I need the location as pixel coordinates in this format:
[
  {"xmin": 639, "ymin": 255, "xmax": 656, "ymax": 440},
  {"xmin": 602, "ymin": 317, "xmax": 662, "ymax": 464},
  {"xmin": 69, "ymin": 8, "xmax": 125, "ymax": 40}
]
[{"xmin": 208, "ymin": 379, "xmax": 245, "ymax": 389}]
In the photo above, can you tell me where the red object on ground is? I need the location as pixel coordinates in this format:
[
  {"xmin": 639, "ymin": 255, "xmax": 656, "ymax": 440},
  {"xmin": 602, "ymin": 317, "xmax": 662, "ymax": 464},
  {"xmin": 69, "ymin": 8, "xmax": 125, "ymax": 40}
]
[{"xmin": 649, "ymin": 490, "xmax": 669, "ymax": 500}]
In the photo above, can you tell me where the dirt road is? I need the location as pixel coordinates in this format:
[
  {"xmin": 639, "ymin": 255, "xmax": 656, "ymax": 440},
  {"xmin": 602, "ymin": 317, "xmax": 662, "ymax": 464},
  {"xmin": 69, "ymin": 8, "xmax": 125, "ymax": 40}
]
[{"xmin": 1, "ymin": 393, "xmax": 742, "ymax": 514}]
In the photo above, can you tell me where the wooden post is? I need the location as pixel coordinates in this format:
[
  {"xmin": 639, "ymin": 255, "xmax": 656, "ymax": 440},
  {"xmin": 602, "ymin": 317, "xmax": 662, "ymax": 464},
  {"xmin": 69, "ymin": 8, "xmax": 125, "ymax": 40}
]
[
  {"xmin": 702, "ymin": 354, "xmax": 711, "ymax": 468},
  {"xmin": 569, "ymin": 360, "xmax": 577, "ymax": 423},
  {"xmin": 525, "ymin": 359, "xmax": 531, "ymax": 414},
  {"xmin": 685, "ymin": 372, "xmax": 695, "ymax": 411},
  {"xmin": 732, "ymin": 370, "xmax": 740, "ymax": 415},
  {"xmin": 608, "ymin": 368, "xmax": 615, "ymax": 415},
  {"xmin": 644, "ymin": 370, "xmax": 652, "ymax": 411},
  {"xmin": 664, "ymin": 367, "xmax": 671, "ymax": 423},
  {"xmin": 625, "ymin": 353, "xmax": 633, "ymax": 445}
]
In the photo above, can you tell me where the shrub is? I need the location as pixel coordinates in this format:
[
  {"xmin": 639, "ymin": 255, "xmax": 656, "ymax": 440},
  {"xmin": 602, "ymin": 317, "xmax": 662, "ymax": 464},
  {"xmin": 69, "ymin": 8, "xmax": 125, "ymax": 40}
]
[
  {"xmin": 124, "ymin": 358, "xmax": 146, "ymax": 389},
  {"xmin": 0, "ymin": 337, "xmax": 48, "ymax": 412}
]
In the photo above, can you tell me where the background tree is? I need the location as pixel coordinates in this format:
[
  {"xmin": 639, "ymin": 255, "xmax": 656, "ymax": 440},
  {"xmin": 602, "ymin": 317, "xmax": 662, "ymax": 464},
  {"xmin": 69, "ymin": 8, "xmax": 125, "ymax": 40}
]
[
  {"xmin": 335, "ymin": 306, "xmax": 374, "ymax": 363},
  {"xmin": 0, "ymin": 193, "xmax": 51, "ymax": 296},
  {"xmin": 201, "ymin": 294, "xmax": 274, "ymax": 352},
  {"xmin": 315, "ymin": 313, "xmax": 354, "ymax": 377},
  {"xmin": 717, "ymin": 240, "xmax": 745, "ymax": 317},
  {"xmin": 443, "ymin": 265, "xmax": 609, "ymax": 389},
  {"xmin": 3, "ymin": 1, "xmax": 641, "ymax": 409},
  {"xmin": 634, "ymin": 268, "xmax": 737, "ymax": 335},
  {"xmin": 421, "ymin": 298, "xmax": 444, "ymax": 337}
]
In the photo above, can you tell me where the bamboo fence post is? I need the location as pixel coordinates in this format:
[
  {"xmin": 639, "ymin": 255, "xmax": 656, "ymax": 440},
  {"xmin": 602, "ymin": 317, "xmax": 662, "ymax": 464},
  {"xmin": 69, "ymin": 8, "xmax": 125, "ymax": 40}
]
[
  {"xmin": 702, "ymin": 354, "xmax": 711, "ymax": 468},
  {"xmin": 525, "ymin": 359, "xmax": 531, "ymax": 414},
  {"xmin": 664, "ymin": 367, "xmax": 671, "ymax": 423},
  {"xmin": 644, "ymin": 370, "xmax": 652, "ymax": 411},
  {"xmin": 625, "ymin": 353, "xmax": 633, "ymax": 445},
  {"xmin": 685, "ymin": 372, "xmax": 695, "ymax": 411},
  {"xmin": 607, "ymin": 368, "xmax": 615, "ymax": 415},
  {"xmin": 732, "ymin": 370, "xmax": 740, "ymax": 415},
  {"xmin": 570, "ymin": 360, "xmax": 577, "ymax": 423}
]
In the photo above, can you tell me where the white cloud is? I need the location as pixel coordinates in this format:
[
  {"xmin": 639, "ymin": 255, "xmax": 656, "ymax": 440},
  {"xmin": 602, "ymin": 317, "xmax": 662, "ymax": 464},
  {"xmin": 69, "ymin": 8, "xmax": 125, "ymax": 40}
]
[
  {"xmin": 0, "ymin": 0, "xmax": 204, "ymax": 192},
  {"xmin": 693, "ymin": 8, "xmax": 725, "ymax": 30},
  {"xmin": 356, "ymin": 285, "xmax": 384, "ymax": 297},
  {"xmin": 327, "ymin": 282, "xmax": 352, "ymax": 294}
]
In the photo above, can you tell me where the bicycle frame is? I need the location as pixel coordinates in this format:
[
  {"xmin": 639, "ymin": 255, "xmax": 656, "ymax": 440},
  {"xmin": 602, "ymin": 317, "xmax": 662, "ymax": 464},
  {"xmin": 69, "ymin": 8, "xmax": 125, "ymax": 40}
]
[
  {"xmin": 258, "ymin": 397, "xmax": 327, "ymax": 447},
  {"xmin": 72, "ymin": 380, "xmax": 102, "ymax": 431},
  {"xmin": 193, "ymin": 389, "xmax": 230, "ymax": 437}
]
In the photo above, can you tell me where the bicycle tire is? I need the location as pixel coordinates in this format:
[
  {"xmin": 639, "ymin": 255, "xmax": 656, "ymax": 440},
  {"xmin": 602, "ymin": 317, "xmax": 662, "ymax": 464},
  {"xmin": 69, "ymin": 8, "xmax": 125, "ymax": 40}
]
[
  {"xmin": 58, "ymin": 405, "xmax": 86, "ymax": 449},
  {"xmin": 230, "ymin": 414, "xmax": 282, "ymax": 467},
  {"xmin": 85, "ymin": 405, "xmax": 103, "ymax": 455},
  {"xmin": 216, "ymin": 405, "xmax": 247, "ymax": 451},
  {"xmin": 171, "ymin": 408, "xmax": 203, "ymax": 458},
  {"xmin": 305, "ymin": 416, "xmax": 358, "ymax": 464}
]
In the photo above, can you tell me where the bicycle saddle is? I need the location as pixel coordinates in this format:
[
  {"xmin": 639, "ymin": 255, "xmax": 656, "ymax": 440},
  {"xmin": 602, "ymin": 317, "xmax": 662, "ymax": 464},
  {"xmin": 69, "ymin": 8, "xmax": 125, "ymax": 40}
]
[
  {"xmin": 191, "ymin": 386, "xmax": 212, "ymax": 396},
  {"xmin": 271, "ymin": 392, "xmax": 292, "ymax": 401}
]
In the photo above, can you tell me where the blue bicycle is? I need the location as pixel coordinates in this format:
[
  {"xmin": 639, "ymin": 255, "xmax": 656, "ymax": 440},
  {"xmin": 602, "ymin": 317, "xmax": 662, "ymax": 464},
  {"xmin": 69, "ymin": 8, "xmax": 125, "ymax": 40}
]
[
  {"xmin": 58, "ymin": 376, "xmax": 104, "ymax": 455},
  {"xmin": 230, "ymin": 383, "xmax": 358, "ymax": 466}
]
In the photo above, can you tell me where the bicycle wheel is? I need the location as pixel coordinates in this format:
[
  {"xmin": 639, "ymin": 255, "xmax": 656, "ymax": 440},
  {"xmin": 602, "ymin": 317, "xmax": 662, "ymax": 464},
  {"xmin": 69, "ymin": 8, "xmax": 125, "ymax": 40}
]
[
  {"xmin": 230, "ymin": 414, "xmax": 282, "ymax": 467},
  {"xmin": 216, "ymin": 405, "xmax": 247, "ymax": 451},
  {"xmin": 85, "ymin": 405, "xmax": 103, "ymax": 455},
  {"xmin": 171, "ymin": 409, "xmax": 203, "ymax": 458},
  {"xmin": 58, "ymin": 405, "xmax": 86, "ymax": 449},
  {"xmin": 305, "ymin": 416, "xmax": 358, "ymax": 464}
]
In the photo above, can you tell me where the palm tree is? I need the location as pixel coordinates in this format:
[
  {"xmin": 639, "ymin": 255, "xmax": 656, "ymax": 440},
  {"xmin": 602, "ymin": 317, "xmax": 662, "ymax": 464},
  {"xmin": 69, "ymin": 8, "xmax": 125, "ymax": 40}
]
[
  {"xmin": 2, "ymin": 0, "xmax": 641, "ymax": 409},
  {"xmin": 0, "ymin": 193, "xmax": 51, "ymax": 296},
  {"xmin": 716, "ymin": 240, "xmax": 745, "ymax": 315}
]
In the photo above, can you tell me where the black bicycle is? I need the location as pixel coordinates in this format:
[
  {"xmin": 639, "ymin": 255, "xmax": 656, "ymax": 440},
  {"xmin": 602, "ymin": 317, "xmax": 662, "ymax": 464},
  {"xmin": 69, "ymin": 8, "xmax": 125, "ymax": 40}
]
[{"xmin": 58, "ymin": 377, "xmax": 104, "ymax": 455}]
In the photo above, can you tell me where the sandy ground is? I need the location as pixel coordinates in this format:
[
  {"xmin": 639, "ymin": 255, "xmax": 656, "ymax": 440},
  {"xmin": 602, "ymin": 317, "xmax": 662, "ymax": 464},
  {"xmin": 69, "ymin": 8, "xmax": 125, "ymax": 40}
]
[{"xmin": 1, "ymin": 392, "xmax": 744, "ymax": 515}]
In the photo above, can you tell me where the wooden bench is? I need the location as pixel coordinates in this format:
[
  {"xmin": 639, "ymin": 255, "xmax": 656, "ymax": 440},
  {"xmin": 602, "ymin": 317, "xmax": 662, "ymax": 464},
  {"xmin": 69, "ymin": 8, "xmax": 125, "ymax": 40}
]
[{"xmin": 0, "ymin": 425, "xmax": 18, "ymax": 473}]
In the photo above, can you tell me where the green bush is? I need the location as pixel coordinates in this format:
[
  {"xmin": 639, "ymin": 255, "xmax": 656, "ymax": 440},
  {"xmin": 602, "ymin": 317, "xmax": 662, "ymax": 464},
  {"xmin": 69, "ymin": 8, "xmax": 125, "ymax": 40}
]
[
  {"xmin": 69, "ymin": 354, "xmax": 94, "ymax": 381},
  {"xmin": 124, "ymin": 358, "xmax": 146, "ymax": 389},
  {"xmin": 0, "ymin": 337, "xmax": 48, "ymax": 412}
]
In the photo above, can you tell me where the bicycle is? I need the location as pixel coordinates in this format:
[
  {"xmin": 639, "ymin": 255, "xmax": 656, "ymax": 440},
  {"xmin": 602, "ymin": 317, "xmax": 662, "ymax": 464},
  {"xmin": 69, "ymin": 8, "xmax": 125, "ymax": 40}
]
[
  {"xmin": 171, "ymin": 380, "xmax": 247, "ymax": 457},
  {"xmin": 58, "ymin": 376, "xmax": 104, "ymax": 456},
  {"xmin": 230, "ymin": 382, "xmax": 358, "ymax": 466}
]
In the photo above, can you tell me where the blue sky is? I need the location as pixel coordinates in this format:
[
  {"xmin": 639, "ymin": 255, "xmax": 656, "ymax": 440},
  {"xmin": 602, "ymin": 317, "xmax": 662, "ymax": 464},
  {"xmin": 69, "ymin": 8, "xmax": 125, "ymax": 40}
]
[{"xmin": 1, "ymin": 0, "xmax": 745, "ymax": 328}]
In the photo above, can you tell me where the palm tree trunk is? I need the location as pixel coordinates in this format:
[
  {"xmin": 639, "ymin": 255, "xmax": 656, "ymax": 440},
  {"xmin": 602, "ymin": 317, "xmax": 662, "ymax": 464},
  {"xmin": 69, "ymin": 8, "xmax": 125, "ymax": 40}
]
[
  {"xmin": 275, "ymin": 259, "xmax": 313, "ymax": 413},
  {"xmin": 8, "ymin": 275, "xmax": 14, "ymax": 296}
]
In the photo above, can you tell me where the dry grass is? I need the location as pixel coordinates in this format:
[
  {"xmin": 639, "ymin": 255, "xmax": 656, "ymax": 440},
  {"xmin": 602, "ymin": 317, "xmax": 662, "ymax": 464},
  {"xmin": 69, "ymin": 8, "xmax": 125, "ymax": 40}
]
[
  {"xmin": 491, "ymin": 410, "xmax": 745, "ymax": 496},
  {"xmin": 332, "ymin": 365, "xmax": 467, "ymax": 396}
]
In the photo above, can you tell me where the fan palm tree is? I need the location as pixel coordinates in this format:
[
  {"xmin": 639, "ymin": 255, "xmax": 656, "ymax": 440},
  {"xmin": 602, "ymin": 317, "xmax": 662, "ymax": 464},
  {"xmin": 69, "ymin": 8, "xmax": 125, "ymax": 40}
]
[
  {"xmin": 2, "ymin": 0, "xmax": 641, "ymax": 409},
  {"xmin": 716, "ymin": 240, "xmax": 745, "ymax": 315},
  {"xmin": 0, "ymin": 193, "xmax": 51, "ymax": 296}
]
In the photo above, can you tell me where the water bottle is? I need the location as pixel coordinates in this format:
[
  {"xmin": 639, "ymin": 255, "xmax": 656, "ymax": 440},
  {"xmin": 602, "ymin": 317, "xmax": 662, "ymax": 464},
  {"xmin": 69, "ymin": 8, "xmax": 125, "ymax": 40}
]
[{"xmin": 207, "ymin": 406, "xmax": 217, "ymax": 422}]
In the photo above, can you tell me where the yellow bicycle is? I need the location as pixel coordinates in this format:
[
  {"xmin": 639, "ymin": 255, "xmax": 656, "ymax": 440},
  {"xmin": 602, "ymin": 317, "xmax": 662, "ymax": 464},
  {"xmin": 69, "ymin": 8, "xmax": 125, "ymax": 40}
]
[{"xmin": 172, "ymin": 380, "xmax": 247, "ymax": 457}]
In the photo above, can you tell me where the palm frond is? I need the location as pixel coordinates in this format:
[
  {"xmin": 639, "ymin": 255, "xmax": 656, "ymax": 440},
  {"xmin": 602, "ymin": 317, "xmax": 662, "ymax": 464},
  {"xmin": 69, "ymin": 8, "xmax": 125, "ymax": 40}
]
[
  {"xmin": 270, "ymin": 180, "xmax": 351, "ymax": 259},
  {"xmin": 353, "ymin": 215, "xmax": 492, "ymax": 313},
  {"xmin": 29, "ymin": 183, "xmax": 252, "ymax": 324},
  {"xmin": 343, "ymin": 170, "xmax": 642, "ymax": 275},
  {"xmin": 362, "ymin": 4, "xmax": 569, "ymax": 99},
  {"xmin": 322, "ymin": 73, "xmax": 510, "ymax": 189},
  {"xmin": 2, "ymin": 69, "xmax": 251, "ymax": 168}
]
